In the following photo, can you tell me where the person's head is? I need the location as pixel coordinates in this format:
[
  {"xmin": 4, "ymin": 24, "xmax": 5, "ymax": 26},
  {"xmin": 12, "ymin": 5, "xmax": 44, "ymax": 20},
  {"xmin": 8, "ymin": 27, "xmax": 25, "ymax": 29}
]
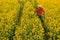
[{"xmin": 38, "ymin": 4, "xmax": 42, "ymax": 7}]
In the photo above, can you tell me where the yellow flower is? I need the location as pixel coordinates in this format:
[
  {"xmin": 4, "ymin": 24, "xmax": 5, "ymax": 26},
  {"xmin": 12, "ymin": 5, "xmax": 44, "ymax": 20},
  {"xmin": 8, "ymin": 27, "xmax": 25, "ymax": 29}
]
[{"xmin": 48, "ymin": 32, "xmax": 53, "ymax": 37}]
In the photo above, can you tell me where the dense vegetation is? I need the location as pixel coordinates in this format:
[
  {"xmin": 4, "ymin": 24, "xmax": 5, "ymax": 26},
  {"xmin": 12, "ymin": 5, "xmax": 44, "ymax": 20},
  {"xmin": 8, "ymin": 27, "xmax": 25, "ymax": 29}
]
[{"xmin": 0, "ymin": 0, "xmax": 60, "ymax": 40}]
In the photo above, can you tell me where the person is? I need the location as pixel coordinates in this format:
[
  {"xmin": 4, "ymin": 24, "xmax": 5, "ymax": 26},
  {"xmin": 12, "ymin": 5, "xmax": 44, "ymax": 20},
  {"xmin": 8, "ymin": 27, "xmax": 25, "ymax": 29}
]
[{"xmin": 34, "ymin": 4, "xmax": 45, "ymax": 22}]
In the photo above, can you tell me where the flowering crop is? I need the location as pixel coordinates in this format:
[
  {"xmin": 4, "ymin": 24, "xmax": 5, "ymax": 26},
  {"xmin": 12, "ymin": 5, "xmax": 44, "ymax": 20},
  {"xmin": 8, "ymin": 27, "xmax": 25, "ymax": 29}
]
[
  {"xmin": 14, "ymin": 1, "xmax": 44, "ymax": 40},
  {"xmin": 0, "ymin": 0, "xmax": 20, "ymax": 40},
  {"xmin": 38, "ymin": 0, "xmax": 60, "ymax": 40},
  {"xmin": 0, "ymin": 0, "xmax": 60, "ymax": 40}
]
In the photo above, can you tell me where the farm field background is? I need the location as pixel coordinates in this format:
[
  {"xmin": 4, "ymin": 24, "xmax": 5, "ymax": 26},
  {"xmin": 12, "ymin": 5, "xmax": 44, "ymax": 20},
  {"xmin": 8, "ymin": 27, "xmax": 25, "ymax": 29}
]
[{"xmin": 0, "ymin": 0, "xmax": 60, "ymax": 40}]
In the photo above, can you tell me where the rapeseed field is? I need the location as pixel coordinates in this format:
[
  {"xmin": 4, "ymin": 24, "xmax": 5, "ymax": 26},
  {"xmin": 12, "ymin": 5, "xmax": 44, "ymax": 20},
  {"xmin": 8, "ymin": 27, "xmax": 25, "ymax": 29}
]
[{"xmin": 0, "ymin": 0, "xmax": 60, "ymax": 40}]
